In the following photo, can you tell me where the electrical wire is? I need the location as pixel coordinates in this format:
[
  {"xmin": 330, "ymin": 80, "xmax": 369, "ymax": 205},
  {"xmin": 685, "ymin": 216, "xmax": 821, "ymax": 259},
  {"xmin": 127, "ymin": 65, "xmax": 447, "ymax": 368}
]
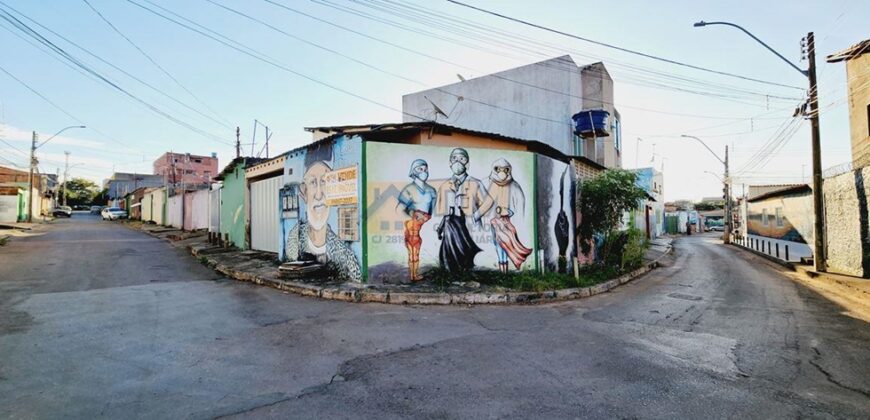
[
  {"xmin": 444, "ymin": 0, "xmax": 804, "ymax": 91},
  {"xmin": 81, "ymin": 0, "xmax": 232, "ymax": 126},
  {"xmin": 0, "ymin": 4, "xmax": 234, "ymax": 146},
  {"xmin": 127, "ymin": 0, "xmax": 431, "ymax": 123},
  {"xmin": 262, "ymin": 0, "xmax": 792, "ymax": 122},
  {"xmin": 355, "ymin": 0, "xmax": 802, "ymax": 102}
]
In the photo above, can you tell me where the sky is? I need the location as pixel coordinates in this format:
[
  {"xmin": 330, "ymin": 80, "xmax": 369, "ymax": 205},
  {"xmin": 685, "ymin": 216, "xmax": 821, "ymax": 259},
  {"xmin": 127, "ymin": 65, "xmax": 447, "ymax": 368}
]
[{"xmin": 0, "ymin": 0, "xmax": 867, "ymax": 201}]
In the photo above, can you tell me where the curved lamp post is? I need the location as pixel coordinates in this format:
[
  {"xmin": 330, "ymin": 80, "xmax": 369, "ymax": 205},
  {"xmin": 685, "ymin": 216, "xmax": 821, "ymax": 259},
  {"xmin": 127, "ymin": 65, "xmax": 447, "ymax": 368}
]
[
  {"xmin": 682, "ymin": 134, "xmax": 730, "ymax": 243},
  {"xmin": 693, "ymin": 20, "xmax": 825, "ymax": 271},
  {"xmin": 27, "ymin": 125, "xmax": 86, "ymax": 222}
]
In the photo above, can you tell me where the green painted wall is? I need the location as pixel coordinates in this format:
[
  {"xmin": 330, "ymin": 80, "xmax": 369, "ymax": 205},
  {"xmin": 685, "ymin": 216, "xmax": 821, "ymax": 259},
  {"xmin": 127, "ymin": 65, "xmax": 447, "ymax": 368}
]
[{"xmin": 219, "ymin": 162, "xmax": 248, "ymax": 249}]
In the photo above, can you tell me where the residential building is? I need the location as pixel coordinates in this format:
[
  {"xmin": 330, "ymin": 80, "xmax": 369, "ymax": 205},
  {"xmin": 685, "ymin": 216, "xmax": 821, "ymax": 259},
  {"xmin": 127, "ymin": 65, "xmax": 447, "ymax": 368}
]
[
  {"xmin": 214, "ymin": 157, "xmax": 268, "ymax": 250},
  {"xmin": 632, "ymin": 167, "xmax": 664, "ymax": 238},
  {"xmin": 0, "ymin": 166, "xmax": 58, "ymax": 218},
  {"xmin": 401, "ymin": 55, "xmax": 622, "ymax": 168},
  {"xmin": 105, "ymin": 172, "xmax": 164, "ymax": 204},
  {"xmin": 744, "ymin": 184, "xmax": 813, "ymax": 263},
  {"xmin": 827, "ymin": 39, "xmax": 870, "ymax": 169},
  {"xmin": 153, "ymin": 152, "xmax": 219, "ymax": 192},
  {"xmin": 265, "ymin": 121, "xmax": 589, "ymax": 283}
]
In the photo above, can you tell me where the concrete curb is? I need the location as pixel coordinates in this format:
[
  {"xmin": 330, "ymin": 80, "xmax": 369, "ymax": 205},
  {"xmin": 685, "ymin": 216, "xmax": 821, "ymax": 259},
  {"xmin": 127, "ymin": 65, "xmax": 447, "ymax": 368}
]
[
  {"xmin": 131, "ymin": 221, "xmax": 672, "ymax": 305},
  {"xmin": 190, "ymin": 243, "xmax": 670, "ymax": 306}
]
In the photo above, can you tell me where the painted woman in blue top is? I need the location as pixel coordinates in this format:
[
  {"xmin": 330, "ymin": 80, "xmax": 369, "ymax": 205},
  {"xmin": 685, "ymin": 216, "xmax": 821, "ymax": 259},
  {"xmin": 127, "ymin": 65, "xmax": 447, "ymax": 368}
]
[{"xmin": 397, "ymin": 159, "xmax": 437, "ymax": 281}]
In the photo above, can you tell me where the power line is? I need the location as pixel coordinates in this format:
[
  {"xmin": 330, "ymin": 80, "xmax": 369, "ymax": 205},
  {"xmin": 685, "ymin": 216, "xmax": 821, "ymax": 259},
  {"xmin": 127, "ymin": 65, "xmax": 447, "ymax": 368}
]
[
  {"xmin": 263, "ymin": 0, "xmax": 789, "ymax": 121},
  {"xmin": 81, "ymin": 0, "xmax": 232, "ymax": 126},
  {"xmin": 444, "ymin": 0, "xmax": 804, "ymax": 91},
  {"xmin": 1, "ymin": 1, "xmax": 233, "ymax": 132},
  {"xmin": 352, "ymin": 0, "xmax": 801, "ymax": 102},
  {"xmin": 127, "ymin": 0, "xmax": 430, "ymax": 122},
  {"xmin": 0, "ymin": 3, "xmax": 234, "ymax": 146}
]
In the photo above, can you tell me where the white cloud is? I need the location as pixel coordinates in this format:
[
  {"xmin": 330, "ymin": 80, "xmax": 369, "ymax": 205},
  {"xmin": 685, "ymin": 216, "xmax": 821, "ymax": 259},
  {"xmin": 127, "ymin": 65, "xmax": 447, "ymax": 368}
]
[{"xmin": 0, "ymin": 124, "xmax": 104, "ymax": 149}]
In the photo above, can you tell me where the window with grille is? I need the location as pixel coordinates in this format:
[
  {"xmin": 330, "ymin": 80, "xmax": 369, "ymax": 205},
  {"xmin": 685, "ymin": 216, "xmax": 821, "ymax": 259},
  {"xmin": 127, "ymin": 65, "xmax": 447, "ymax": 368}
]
[
  {"xmin": 338, "ymin": 206, "xmax": 359, "ymax": 241},
  {"xmin": 762, "ymin": 209, "xmax": 769, "ymax": 226},
  {"xmin": 775, "ymin": 207, "xmax": 783, "ymax": 227}
]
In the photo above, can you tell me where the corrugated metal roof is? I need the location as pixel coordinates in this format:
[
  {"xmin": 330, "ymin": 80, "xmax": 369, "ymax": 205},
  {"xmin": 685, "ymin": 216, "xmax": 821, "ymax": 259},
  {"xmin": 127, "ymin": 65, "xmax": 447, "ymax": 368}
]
[
  {"xmin": 301, "ymin": 121, "xmax": 606, "ymax": 170},
  {"xmin": 827, "ymin": 39, "xmax": 870, "ymax": 63},
  {"xmin": 747, "ymin": 184, "xmax": 811, "ymax": 203}
]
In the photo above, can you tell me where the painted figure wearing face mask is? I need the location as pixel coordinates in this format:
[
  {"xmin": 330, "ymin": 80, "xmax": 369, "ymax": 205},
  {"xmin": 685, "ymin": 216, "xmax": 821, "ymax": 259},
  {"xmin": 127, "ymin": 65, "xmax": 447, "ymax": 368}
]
[
  {"xmin": 397, "ymin": 159, "xmax": 437, "ymax": 281},
  {"xmin": 435, "ymin": 148, "xmax": 491, "ymax": 222},
  {"xmin": 483, "ymin": 158, "xmax": 531, "ymax": 272}
]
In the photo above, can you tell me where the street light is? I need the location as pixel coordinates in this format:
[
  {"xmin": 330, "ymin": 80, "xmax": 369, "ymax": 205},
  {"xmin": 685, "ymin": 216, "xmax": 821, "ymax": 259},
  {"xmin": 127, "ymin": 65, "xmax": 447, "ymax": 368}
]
[
  {"xmin": 693, "ymin": 21, "xmax": 825, "ymax": 272},
  {"xmin": 27, "ymin": 125, "xmax": 86, "ymax": 222},
  {"xmin": 682, "ymin": 134, "xmax": 730, "ymax": 244}
]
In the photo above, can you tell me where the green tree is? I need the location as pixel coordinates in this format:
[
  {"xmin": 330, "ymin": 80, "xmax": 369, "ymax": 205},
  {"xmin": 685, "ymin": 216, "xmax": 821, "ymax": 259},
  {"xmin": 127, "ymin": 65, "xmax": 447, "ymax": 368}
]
[
  {"xmin": 694, "ymin": 200, "xmax": 724, "ymax": 211},
  {"xmin": 63, "ymin": 177, "xmax": 100, "ymax": 206},
  {"xmin": 577, "ymin": 169, "xmax": 649, "ymax": 260}
]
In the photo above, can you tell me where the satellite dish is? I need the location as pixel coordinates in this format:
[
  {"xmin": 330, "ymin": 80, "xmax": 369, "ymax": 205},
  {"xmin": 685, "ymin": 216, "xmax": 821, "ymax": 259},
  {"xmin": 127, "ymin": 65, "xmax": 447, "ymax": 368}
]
[{"xmin": 424, "ymin": 95, "xmax": 448, "ymax": 120}]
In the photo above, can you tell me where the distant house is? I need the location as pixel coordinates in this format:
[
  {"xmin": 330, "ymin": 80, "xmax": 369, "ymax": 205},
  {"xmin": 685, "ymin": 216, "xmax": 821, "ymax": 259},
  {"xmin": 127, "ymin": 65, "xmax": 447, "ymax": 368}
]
[
  {"xmin": 153, "ymin": 152, "xmax": 219, "ymax": 193},
  {"xmin": 105, "ymin": 172, "xmax": 164, "ymax": 205},
  {"xmin": 631, "ymin": 167, "xmax": 664, "ymax": 239},
  {"xmin": 744, "ymin": 184, "xmax": 813, "ymax": 263},
  {"xmin": 0, "ymin": 165, "xmax": 59, "ymax": 219}
]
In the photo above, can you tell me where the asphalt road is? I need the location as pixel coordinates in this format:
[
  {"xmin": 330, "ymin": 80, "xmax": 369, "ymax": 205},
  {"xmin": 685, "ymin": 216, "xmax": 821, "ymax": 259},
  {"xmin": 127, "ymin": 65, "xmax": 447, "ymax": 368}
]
[{"xmin": 1, "ymin": 215, "xmax": 868, "ymax": 419}]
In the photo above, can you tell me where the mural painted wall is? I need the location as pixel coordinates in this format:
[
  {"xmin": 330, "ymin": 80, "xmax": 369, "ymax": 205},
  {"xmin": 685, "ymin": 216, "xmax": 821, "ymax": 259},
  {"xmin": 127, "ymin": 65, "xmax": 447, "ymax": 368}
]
[
  {"xmin": 536, "ymin": 155, "xmax": 576, "ymax": 273},
  {"xmin": 279, "ymin": 135, "xmax": 363, "ymax": 282},
  {"xmin": 366, "ymin": 142, "xmax": 535, "ymax": 283},
  {"xmin": 747, "ymin": 191, "xmax": 813, "ymax": 244}
]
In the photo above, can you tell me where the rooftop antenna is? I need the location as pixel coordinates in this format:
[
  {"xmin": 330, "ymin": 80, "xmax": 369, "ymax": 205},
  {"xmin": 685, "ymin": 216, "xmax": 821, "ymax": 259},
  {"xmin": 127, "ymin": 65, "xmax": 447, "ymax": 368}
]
[{"xmin": 424, "ymin": 95, "xmax": 448, "ymax": 121}]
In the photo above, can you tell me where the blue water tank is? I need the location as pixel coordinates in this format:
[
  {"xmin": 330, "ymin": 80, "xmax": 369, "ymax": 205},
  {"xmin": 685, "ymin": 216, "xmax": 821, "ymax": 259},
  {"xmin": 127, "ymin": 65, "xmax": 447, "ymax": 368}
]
[{"xmin": 572, "ymin": 109, "xmax": 610, "ymax": 138}]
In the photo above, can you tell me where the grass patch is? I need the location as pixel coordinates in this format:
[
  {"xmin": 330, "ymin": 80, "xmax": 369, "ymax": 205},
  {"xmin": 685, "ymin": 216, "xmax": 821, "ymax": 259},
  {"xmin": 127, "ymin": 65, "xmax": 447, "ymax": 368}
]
[
  {"xmin": 422, "ymin": 262, "xmax": 638, "ymax": 293},
  {"xmin": 0, "ymin": 236, "xmax": 7, "ymax": 246}
]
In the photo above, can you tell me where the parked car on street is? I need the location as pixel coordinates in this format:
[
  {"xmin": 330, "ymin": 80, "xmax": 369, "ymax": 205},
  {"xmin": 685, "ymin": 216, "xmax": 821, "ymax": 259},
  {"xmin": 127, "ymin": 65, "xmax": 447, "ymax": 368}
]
[
  {"xmin": 709, "ymin": 224, "xmax": 725, "ymax": 232},
  {"xmin": 90, "ymin": 206, "xmax": 103, "ymax": 215},
  {"xmin": 52, "ymin": 206, "xmax": 73, "ymax": 218},
  {"xmin": 101, "ymin": 207, "xmax": 128, "ymax": 220}
]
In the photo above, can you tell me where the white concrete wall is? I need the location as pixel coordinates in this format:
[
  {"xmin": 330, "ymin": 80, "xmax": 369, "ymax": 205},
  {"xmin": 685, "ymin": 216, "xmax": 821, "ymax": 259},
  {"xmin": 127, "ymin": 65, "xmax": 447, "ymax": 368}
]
[
  {"xmin": 0, "ymin": 195, "xmax": 18, "ymax": 223},
  {"xmin": 166, "ymin": 195, "xmax": 183, "ymax": 229},
  {"xmin": 208, "ymin": 188, "xmax": 221, "ymax": 233},
  {"xmin": 402, "ymin": 55, "xmax": 582, "ymax": 157},
  {"xmin": 250, "ymin": 176, "xmax": 281, "ymax": 253},
  {"xmin": 823, "ymin": 169, "xmax": 869, "ymax": 277},
  {"xmin": 184, "ymin": 190, "xmax": 209, "ymax": 231}
]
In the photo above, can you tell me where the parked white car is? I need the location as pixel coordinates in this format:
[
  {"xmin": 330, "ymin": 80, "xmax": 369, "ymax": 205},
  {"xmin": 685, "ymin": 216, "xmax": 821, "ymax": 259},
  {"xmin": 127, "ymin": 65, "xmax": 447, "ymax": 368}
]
[{"xmin": 101, "ymin": 207, "xmax": 128, "ymax": 220}]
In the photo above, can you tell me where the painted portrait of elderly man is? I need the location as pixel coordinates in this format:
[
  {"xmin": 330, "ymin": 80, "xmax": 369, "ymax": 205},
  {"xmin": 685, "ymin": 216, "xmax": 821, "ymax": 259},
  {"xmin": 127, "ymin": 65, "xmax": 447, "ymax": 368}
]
[{"xmin": 284, "ymin": 144, "xmax": 361, "ymax": 281}]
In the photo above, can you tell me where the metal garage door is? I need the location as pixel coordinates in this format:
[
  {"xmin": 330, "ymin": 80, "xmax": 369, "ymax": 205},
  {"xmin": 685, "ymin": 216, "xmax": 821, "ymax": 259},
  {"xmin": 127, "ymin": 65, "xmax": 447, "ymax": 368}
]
[{"xmin": 250, "ymin": 176, "xmax": 282, "ymax": 253}]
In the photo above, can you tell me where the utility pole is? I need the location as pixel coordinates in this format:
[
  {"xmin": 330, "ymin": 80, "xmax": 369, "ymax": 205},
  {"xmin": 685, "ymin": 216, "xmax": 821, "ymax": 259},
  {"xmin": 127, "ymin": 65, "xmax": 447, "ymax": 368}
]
[
  {"xmin": 806, "ymin": 32, "xmax": 826, "ymax": 272},
  {"xmin": 693, "ymin": 21, "xmax": 826, "ymax": 270},
  {"xmin": 235, "ymin": 126, "xmax": 241, "ymax": 158},
  {"xmin": 724, "ymin": 145, "xmax": 731, "ymax": 245},
  {"xmin": 62, "ymin": 151, "xmax": 70, "ymax": 206},
  {"xmin": 26, "ymin": 131, "xmax": 37, "ymax": 223}
]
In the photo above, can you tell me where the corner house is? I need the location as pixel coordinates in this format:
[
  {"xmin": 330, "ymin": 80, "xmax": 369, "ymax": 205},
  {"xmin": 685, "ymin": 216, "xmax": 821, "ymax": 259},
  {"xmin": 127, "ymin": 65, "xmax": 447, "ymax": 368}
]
[{"xmin": 250, "ymin": 122, "xmax": 604, "ymax": 284}]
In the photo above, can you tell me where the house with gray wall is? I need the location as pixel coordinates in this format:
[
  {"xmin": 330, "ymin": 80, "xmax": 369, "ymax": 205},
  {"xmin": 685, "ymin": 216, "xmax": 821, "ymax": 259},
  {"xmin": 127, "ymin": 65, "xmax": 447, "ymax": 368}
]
[{"xmin": 402, "ymin": 55, "xmax": 622, "ymax": 168}]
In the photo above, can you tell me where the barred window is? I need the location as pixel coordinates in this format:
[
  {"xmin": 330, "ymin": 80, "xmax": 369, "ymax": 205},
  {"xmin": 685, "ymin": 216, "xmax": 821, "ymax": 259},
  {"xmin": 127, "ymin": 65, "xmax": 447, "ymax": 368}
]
[
  {"xmin": 775, "ymin": 207, "xmax": 783, "ymax": 227},
  {"xmin": 337, "ymin": 206, "xmax": 359, "ymax": 241},
  {"xmin": 762, "ymin": 209, "xmax": 769, "ymax": 226}
]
